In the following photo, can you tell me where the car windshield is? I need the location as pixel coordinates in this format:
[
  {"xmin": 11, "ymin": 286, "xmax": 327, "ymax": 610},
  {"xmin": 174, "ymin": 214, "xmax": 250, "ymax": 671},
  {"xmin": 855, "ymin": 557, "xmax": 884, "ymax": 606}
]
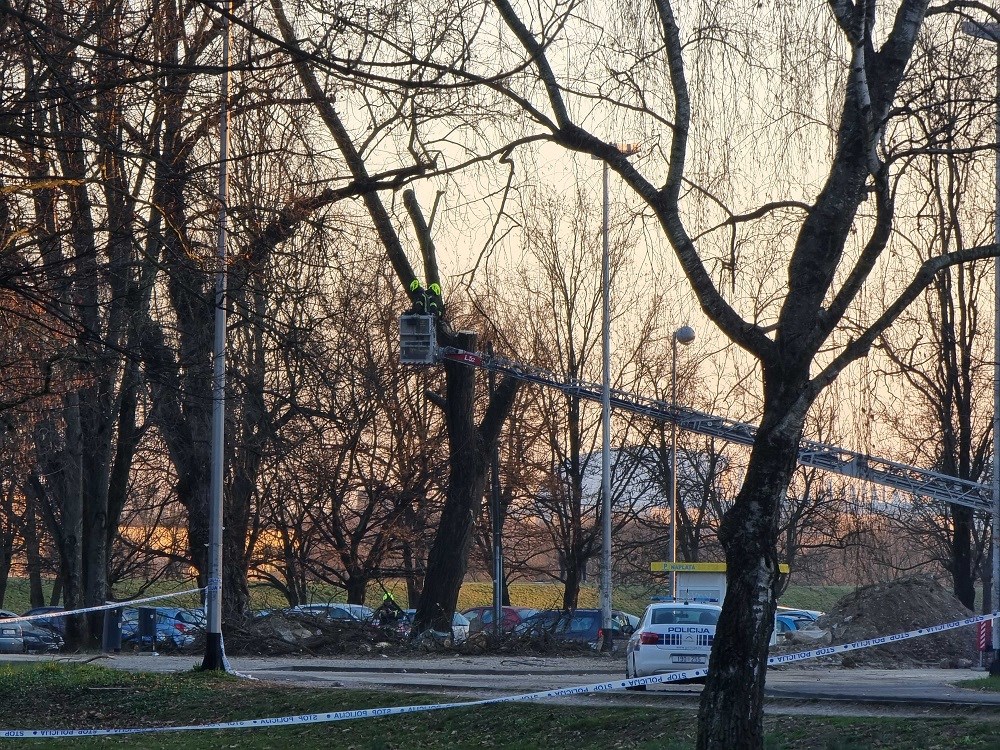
[
  {"xmin": 650, "ymin": 607, "xmax": 719, "ymax": 626},
  {"xmin": 175, "ymin": 610, "xmax": 205, "ymax": 625},
  {"xmin": 566, "ymin": 614, "xmax": 598, "ymax": 633}
]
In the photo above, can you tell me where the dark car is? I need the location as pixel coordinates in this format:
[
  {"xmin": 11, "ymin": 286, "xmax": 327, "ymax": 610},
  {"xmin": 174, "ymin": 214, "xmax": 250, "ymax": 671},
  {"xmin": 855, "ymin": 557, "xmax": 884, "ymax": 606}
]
[
  {"xmin": 0, "ymin": 610, "xmax": 63, "ymax": 653},
  {"xmin": 516, "ymin": 608, "xmax": 634, "ymax": 649},
  {"xmin": 288, "ymin": 604, "xmax": 360, "ymax": 621},
  {"xmin": 22, "ymin": 607, "xmax": 66, "ymax": 635}
]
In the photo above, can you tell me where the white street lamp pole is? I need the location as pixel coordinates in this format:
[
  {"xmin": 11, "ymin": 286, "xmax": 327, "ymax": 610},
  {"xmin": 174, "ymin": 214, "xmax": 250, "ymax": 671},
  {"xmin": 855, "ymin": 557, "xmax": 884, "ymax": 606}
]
[
  {"xmin": 962, "ymin": 20, "xmax": 1000, "ymax": 674},
  {"xmin": 599, "ymin": 143, "xmax": 639, "ymax": 651},
  {"xmin": 202, "ymin": 0, "xmax": 232, "ymax": 672},
  {"xmin": 671, "ymin": 326, "xmax": 695, "ymax": 597}
]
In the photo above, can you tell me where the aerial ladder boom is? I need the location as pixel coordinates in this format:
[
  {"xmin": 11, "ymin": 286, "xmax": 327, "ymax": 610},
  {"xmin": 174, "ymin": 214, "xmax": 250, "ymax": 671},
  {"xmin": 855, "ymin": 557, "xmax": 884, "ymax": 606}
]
[{"xmin": 433, "ymin": 345, "xmax": 991, "ymax": 514}]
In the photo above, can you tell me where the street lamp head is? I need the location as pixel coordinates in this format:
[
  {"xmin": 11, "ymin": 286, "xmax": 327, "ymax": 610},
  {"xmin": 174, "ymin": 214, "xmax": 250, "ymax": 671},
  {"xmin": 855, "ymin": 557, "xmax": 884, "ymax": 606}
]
[{"xmin": 673, "ymin": 325, "xmax": 696, "ymax": 345}]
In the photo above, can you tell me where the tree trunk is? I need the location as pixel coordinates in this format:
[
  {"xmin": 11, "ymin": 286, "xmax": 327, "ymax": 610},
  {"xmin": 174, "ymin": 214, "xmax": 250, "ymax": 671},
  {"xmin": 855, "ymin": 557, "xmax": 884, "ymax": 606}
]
[
  {"xmin": 414, "ymin": 329, "xmax": 520, "ymax": 633},
  {"xmin": 61, "ymin": 392, "xmax": 87, "ymax": 647},
  {"xmin": 346, "ymin": 577, "xmax": 368, "ymax": 606},
  {"xmin": 951, "ymin": 505, "xmax": 975, "ymax": 609},
  {"xmin": 562, "ymin": 559, "xmax": 582, "ymax": 611},
  {"xmin": 697, "ymin": 409, "xmax": 803, "ymax": 748},
  {"xmin": 415, "ymin": 331, "xmax": 485, "ymax": 633},
  {"xmin": 402, "ymin": 542, "xmax": 422, "ymax": 608},
  {"xmin": 23, "ymin": 492, "xmax": 44, "ymax": 609},
  {"xmin": 0, "ymin": 548, "xmax": 10, "ymax": 606}
]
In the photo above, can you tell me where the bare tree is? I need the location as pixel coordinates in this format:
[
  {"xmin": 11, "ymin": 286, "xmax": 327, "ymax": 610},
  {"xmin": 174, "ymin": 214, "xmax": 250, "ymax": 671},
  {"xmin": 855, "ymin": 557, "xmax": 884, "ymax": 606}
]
[
  {"xmin": 871, "ymin": 31, "xmax": 994, "ymax": 609},
  {"xmin": 252, "ymin": 248, "xmax": 449, "ymax": 605},
  {"xmin": 345, "ymin": 3, "xmax": 999, "ymax": 745}
]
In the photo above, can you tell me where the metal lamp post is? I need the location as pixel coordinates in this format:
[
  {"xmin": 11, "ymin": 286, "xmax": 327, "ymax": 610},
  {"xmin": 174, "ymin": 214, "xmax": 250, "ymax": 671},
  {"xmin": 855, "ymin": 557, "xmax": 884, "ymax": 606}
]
[
  {"xmin": 670, "ymin": 325, "xmax": 695, "ymax": 597},
  {"xmin": 599, "ymin": 143, "xmax": 639, "ymax": 651},
  {"xmin": 962, "ymin": 19, "xmax": 1000, "ymax": 675},
  {"xmin": 201, "ymin": 2, "xmax": 233, "ymax": 672}
]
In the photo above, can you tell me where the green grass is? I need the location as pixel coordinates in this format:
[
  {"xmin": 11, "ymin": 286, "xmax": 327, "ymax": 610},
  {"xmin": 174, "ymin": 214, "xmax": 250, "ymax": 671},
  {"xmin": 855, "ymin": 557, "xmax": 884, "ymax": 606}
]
[
  {"xmin": 1, "ymin": 578, "xmax": 858, "ymax": 618},
  {"xmin": 779, "ymin": 585, "xmax": 855, "ymax": 613},
  {"xmin": 0, "ymin": 663, "xmax": 998, "ymax": 749},
  {"xmin": 956, "ymin": 675, "xmax": 1000, "ymax": 692}
]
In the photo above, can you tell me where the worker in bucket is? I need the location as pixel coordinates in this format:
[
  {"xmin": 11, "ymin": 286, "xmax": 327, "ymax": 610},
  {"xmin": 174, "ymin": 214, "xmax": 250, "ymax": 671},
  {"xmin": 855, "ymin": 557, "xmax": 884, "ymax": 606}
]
[{"xmin": 407, "ymin": 279, "xmax": 444, "ymax": 317}]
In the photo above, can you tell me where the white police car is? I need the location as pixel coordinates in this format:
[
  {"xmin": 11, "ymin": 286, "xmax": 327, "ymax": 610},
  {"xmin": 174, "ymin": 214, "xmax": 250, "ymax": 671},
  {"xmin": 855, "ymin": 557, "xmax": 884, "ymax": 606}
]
[{"xmin": 625, "ymin": 600, "xmax": 721, "ymax": 689}]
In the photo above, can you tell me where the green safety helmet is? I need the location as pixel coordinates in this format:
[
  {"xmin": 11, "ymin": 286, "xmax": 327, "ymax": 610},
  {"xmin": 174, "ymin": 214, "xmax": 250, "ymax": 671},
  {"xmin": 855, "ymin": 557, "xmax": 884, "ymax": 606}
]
[
  {"xmin": 409, "ymin": 279, "xmax": 421, "ymax": 292},
  {"xmin": 428, "ymin": 282, "xmax": 441, "ymax": 295}
]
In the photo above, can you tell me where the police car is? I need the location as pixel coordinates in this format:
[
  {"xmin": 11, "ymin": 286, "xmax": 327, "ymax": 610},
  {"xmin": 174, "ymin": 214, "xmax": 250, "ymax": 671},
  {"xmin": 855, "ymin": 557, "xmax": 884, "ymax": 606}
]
[{"xmin": 624, "ymin": 600, "xmax": 721, "ymax": 688}]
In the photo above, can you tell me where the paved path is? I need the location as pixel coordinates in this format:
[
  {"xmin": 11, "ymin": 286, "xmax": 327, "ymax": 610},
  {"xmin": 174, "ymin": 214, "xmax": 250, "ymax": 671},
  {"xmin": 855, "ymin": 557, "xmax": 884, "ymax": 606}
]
[{"xmin": 8, "ymin": 651, "xmax": 999, "ymax": 712}]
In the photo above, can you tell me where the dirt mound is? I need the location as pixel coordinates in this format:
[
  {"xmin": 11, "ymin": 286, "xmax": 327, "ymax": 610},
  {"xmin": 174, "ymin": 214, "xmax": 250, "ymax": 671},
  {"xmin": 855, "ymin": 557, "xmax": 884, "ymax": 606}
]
[{"xmin": 820, "ymin": 574, "xmax": 977, "ymax": 668}]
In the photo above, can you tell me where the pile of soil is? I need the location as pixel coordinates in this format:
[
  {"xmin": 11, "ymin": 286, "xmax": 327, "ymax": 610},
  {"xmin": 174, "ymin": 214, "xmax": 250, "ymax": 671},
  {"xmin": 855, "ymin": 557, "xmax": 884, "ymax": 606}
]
[{"xmin": 819, "ymin": 574, "xmax": 978, "ymax": 668}]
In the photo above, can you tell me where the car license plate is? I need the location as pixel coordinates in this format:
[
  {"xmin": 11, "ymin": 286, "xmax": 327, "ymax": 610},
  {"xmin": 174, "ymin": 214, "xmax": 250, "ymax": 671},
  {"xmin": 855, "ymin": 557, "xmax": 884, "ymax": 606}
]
[
  {"xmin": 671, "ymin": 655, "xmax": 705, "ymax": 664},
  {"xmin": 1, "ymin": 628, "xmax": 16, "ymax": 636}
]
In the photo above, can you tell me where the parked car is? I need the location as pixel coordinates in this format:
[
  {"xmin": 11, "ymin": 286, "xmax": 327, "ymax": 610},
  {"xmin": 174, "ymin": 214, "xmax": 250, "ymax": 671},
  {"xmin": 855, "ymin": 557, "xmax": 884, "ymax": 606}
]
[
  {"xmin": 0, "ymin": 618, "xmax": 23, "ymax": 654},
  {"xmin": 615, "ymin": 610, "xmax": 641, "ymax": 633},
  {"xmin": 775, "ymin": 613, "xmax": 827, "ymax": 643},
  {"xmin": 776, "ymin": 606, "xmax": 824, "ymax": 621},
  {"xmin": 461, "ymin": 606, "xmax": 527, "ymax": 635},
  {"xmin": 625, "ymin": 600, "xmax": 722, "ymax": 688},
  {"xmin": 775, "ymin": 614, "xmax": 802, "ymax": 637},
  {"xmin": 515, "ymin": 608, "xmax": 634, "ymax": 649},
  {"xmin": 397, "ymin": 610, "xmax": 470, "ymax": 643},
  {"xmin": 255, "ymin": 603, "xmax": 373, "ymax": 622},
  {"xmin": 0, "ymin": 610, "xmax": 63, "ymax": 653},
  {"xmin": 339, "ymin": 604, "xmax": 375, "ymax": 621},
  {"xmin": 22, "ymin": 607, "xmax": 66, "ymax": 635},
  {"xmin": 288, "ymin": 604, "xmax": 361, "ymax": 621},
  {"xmin": 120, "ymin": 608, "xmax": 197, "ymax": 649},
  {"xmin": 155, "ymin": 607, "xmax": 206, "ymax": 634}
]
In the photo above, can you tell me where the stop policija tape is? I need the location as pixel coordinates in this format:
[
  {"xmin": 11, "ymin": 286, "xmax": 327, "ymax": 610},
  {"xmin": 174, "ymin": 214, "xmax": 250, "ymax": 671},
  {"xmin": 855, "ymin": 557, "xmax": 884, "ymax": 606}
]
[
  {"xmin": 1, "ymin": 609, "xmax": 996, "ymax": 738},
  {"xmin": 0, "ymin": 589, "xmax": 205, "ymax": 628}
]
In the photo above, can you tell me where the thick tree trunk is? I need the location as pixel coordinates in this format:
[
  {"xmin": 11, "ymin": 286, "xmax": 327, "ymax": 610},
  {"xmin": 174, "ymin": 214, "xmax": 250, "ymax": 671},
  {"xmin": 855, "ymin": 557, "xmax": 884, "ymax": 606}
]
[
  {"xmin": 415, "ymin": 331, "xmax": 485, "ymax": 633},
  {"xmin": 414, "ymin": 329, "xmax": 519, "ymax": 633},
  {"xmin": 346, "ymin": 577, "xmax": 368, "ymax": 606},
  {"xmin": 952, "ymin": 505, "xmax": 975, "ymax": 610},
  {"xmin": 61, "ymin": 393, "xmax": 87, "ymax": 647},
  {"xmin": 23, "ymin": 493, "xmax": 44, "ymax": 609},
  {"xmin": 0, "ymin": 548, "xmax": 10, "ymax": 606},
  {"xmin": 402, "ymin": 542, "xmax": 422, "ymax": 607},
  {"xmin": 697, "ymin": 408, "xmax": 803, "ymax": 749},
  {"xmin": 561, "ymin": 559, "xmax": 583, "ymax": 611}
]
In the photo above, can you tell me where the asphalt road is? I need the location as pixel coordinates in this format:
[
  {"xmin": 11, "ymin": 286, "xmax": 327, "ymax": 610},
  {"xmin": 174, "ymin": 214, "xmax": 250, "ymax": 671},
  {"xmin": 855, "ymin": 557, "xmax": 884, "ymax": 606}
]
[{"xmin": 7, "ymin": 651, "xmax": 1000, "ymax": 718}]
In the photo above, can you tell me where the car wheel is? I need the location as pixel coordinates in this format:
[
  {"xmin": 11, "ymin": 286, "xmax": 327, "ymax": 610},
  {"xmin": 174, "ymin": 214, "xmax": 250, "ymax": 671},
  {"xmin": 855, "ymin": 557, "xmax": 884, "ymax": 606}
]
[{"xmin": 625, "ymin": 658, "xmax": 646, "ymax": 691}]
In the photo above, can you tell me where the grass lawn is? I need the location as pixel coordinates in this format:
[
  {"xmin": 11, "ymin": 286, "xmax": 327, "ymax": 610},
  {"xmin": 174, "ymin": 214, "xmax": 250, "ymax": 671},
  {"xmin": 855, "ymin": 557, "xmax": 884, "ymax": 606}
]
[
  {"xmin": 0, "ymin": 576, "xmax": 860, "ymax": 619},
  {"xmin": 0, "ymin": 663, "xmax": 998, "ymax": 749}
]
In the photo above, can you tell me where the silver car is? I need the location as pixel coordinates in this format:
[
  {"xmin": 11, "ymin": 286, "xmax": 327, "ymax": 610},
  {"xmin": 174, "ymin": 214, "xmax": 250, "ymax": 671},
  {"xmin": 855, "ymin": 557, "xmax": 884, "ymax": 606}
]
[
  {"xmin": 0, "ymin": 618, "xmax": 24, "ymax": 654},
  {"xmin": 400, "ymin": 610, "xmax": 470, "ymax": 643}
]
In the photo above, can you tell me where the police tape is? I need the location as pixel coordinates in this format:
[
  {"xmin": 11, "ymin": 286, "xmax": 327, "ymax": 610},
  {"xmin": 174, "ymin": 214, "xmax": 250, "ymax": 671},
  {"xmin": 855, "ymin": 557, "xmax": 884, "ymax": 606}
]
[
  {"xmin": 0, "ymin": 589, "xmax": 205, "ymax": 628},
  {"xmin": 0, "ymin": 608, "xmax": 997, "ymax": 738},
  {"xmin": 765, "ymin": 609, "xmax": 998, "ymax": 667}
]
